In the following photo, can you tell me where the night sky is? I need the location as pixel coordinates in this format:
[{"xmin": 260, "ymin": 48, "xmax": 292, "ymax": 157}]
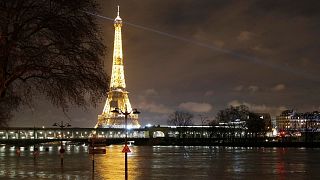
[{"xmin": 10, "ymin": 0, "xmax": 320, "ymax": 127}]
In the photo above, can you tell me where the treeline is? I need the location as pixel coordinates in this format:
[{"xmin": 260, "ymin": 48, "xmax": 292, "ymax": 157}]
[{"xmin": 167, "ymin": 105, "xmax": 271, "ymax": 139}]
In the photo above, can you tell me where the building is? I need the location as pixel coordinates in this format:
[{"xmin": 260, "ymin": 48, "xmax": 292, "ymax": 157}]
[
  {"xmin": 276, "ymin": 110, "xmax": 320, "ymax": 136},
  {"xmin": 96, "ymin": 6, "xmax": 140, "ymax": 128}
]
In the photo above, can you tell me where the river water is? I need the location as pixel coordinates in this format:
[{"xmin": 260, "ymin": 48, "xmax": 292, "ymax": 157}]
[{"xmin": 0, "ymin": 145, "xmax": 319, "ymax": 179}]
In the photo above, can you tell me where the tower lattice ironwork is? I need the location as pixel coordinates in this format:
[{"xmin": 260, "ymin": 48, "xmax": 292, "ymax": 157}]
[{"xmin": 96, "ymin": 6, "xmax": 140, "ymax": 128}]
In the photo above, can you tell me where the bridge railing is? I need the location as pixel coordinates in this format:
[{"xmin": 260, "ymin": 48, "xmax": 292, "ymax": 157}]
[
  {"xmin": 0, "ymin": 126, "xmax": 228, "ymax": 140},
  {"xmin": 0, "ymin": 127, "xmax": 148, "ymax": 140}
]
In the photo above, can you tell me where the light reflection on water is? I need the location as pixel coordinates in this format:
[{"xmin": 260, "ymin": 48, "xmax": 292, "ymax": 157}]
[
  {"xmin": 0, "ymin": 145, "xmax": 319, "ymax": 179},
  {"xmin": 95, "ymin": 146, "xmax": 138, "ymax": 180}
]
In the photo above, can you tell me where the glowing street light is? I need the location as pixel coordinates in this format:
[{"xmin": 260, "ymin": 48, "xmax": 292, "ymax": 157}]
[
  {"xmin": 53, "ymin": 121, "xmax": 71, "ymax": 166},
  {"xmin": 111, "ymin": 107, "xmax": 140, "ymax": 180}
]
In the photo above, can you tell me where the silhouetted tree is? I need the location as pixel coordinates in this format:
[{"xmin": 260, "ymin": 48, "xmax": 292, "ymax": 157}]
[
  {"xmin": 168, "ymin": 111, "xmax": 194, "ymax": 126},
  {"xmin": 0, "ymin": 0, "xmax": 108, "ymax": 126},
  {"xmin": 216, "ymin": 105, "xmax": 249, "ymax": 123},
  {"xmin": 213, "ymin": 105, "xmax": 270, "ymax": 140},
  {"xmin": 199, "ymin": 114, "xmax": 209, "ymax": 126},
  {"xmin": 215, "ymin": 105, "xmax": 249, "ymax": 139},
  {"xmin": 246, "ymin": 112, "xmax": 267, "ymax": 137}
]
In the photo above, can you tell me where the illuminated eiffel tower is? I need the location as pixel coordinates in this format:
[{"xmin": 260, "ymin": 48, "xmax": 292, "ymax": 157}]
[{"xmin": 96, "ymin": 6, "xmax": 140, "ymax": 128}]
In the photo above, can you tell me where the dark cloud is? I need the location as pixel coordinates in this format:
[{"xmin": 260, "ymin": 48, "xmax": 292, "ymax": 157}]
[
  {"xmin": 250, "ymin": 0, "xmax": 320, "ymax": 17},
  {"xmin": 11, "ymin": 0, "xmax": 320, "ymax": 127}
]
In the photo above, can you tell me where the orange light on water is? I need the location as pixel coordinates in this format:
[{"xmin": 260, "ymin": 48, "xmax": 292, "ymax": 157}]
[{"xmin": 94, "ymin": 145, "xmax": 138, "ymax": 180}]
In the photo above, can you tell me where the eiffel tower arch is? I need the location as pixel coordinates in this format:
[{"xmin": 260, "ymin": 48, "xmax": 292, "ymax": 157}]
[{"xmin": 96, "ymin": 6, "xmax": 140, "ymax": 128}]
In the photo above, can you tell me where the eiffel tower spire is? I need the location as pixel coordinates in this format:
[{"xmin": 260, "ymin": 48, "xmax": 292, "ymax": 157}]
[
  {"xmin": 110, "ymin": 5, "xmax": 125, "ymax": 90},
  {"xmin": 96, "ymin": 6, "xmax": 140, "ymax": 128}
]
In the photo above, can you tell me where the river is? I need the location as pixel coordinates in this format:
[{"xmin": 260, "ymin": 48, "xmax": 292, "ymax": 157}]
[{"xmin": 0, "ymin": 145, "xmax": 319, "ymax": 179}]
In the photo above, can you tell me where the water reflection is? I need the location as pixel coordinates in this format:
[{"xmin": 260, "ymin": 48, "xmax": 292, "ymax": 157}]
[
  {"xmin": 95, "ymin": 145, "xmax": 138, "ymax": 180},
  {"xmin": 0, "ymin": 145, "xmax": 318, "ymax": 179}
]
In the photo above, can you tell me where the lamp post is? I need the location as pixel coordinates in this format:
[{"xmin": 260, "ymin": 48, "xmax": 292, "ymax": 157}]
[
  {"xmin": 53, "ymin": 121, "xmax": 71, "ymax": 166},
  {"xmin": 111, "ymin": 107, "xmax": 140, "ymax": 180}
]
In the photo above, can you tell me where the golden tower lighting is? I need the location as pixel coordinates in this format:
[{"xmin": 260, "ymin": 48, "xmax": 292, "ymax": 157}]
[{"xmin": 96, "ymin": 6, "xmax": 140, "ymax": 128}]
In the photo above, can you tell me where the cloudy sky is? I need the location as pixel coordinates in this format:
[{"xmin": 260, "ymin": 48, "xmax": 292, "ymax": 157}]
[{"xmin": 11, "ymin": 0, "xmax": 320, "ymax": 127}]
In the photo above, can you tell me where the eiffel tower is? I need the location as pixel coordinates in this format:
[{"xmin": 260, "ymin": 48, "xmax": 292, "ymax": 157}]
[{"xmin": 96, "ymin": 6, "xmax": 140, "ymax": 128}]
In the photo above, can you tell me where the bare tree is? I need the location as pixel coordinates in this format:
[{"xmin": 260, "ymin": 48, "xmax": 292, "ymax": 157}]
[
  {"xmin": 0, "ymin": 0, "xmax": 108, "ymax": 126},
  {"xmin": 246, "ymin": 112, "xmax": 267, "ymax": 137},
  {"xmin": 216, "ymin": 105, "xmax": 249, "ymax": 123},
  {"xmin": 199, "ymin": 114, "xmax": 209, "ymax": 126},
  {"xmin": 168, "ymin": 111, "xmax": 194, "ymax": 126}
]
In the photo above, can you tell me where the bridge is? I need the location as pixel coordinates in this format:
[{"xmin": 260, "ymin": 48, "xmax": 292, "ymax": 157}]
[
  {"xmin": 3, "ymin": 126, "xmax": 316, "ymax": 147},
  {"xmin": 0, "ymin": 126, "xmax": 213, "ymax": 146}
]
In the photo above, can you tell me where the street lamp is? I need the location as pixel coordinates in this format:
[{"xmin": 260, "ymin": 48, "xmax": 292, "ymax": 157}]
[
  {"xmin": 53, "ymin": 121, "xmax": 71, "ymax": 166},
  {"xmin": 111, "ymin": 107, "xmax": 140, "ymax": 180}
]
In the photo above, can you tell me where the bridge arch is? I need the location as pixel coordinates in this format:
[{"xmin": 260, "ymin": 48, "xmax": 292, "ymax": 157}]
[{"xmin": 153, "ymin": 131, "xmax": 165, "ymax": 138}]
